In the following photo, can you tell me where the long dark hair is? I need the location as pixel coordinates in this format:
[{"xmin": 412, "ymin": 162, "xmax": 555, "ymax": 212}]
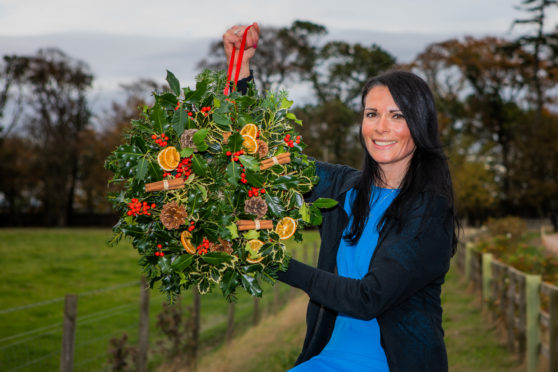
[{"xmin": 344, "ymin": 70, "xmax": 459, "ymax": 254}]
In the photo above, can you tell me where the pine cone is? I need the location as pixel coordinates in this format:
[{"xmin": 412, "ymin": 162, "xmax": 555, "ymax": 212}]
[
  {"xmin": 244, "ymin": 197, "xmax": 268, "ymax": 218},
  {"xmin": 212, "ymin": 238, "xmax": 233, "ymax": 254},
  {"xmin": 256, "ymin": 140, "xmax": 268, "ymax": 158},
  {"xmin": 180, "ymin": 129, "xmax": 198, "ymax": 151},
  {"xmin": 160, "ymin": 202, "xmax": 188, "ymax": 230}
]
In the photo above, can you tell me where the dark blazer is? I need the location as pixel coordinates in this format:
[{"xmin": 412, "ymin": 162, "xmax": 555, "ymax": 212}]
[{"xmin": 277, "ymin": 161, "xmax": 453, "ymax": 372}]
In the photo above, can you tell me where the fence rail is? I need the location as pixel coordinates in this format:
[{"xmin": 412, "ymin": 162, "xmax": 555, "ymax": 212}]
[{"xmin": 458, "ymin": 240, "xmax": 558, "ymax": 372}]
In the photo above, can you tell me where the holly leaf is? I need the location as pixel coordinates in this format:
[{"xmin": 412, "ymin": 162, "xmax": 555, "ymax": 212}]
[
  {"xmin": 172, "ymin": 108, "xmax": 187, "ymax": 135},
  {"xmin": 312, "ymin": 198, "xmax": 338, "ymax": 209},
  {"xmin": 135, "ymin": 157, "xmax": 148, "ymax": 181},
  {"xmin": 309, "ymin": 204, "xmax": 323, "ymax": 226},
  {"xmin": 191, "ymin": 154, "xmax": 208, "ymax": 177},
  {"xmin": 264, "ymin": 193, "xmax": 285, "ymax": 217},
  {"xmin": 228, "ymin": 132, "xmax": 243, "ymax": 152},
  {"xmin": 213, "ymin": 113, "xmax": 232, "ymax": 130},
  {"xmin": 244, "ymin": 169, "xmax": 264, "ymax": 188},
  {"xmin": 240, "ymin": 273, "xmax": 263, "ymax": 297},
  {"xmin": 239, "ymin": 155, "xmax": 260, "ymax": 172},
  {"xmin": 226, "ymin": 161, "xmax": 241, "ymax": 185},
  {"xmin": 201, "ymin": 252, "xmax": 234, "ymax": 265},
  {"xmin": 166, "ymin": 70, "xmax": 181, "ymax": 96},
  {"xmin": 150, "ymin": 105, "xmax": 166, "ymax": 133},
  {"xmin": 171, "ymin": 254, "xmax": 194, "ymax": 271}
]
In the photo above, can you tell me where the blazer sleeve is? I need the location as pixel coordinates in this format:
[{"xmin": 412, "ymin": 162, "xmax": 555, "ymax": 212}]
[{"xmin": 277, "ymin": 195, "xmax": 453, "ymax": 320}]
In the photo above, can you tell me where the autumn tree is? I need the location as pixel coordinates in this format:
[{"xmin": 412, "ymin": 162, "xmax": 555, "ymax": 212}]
[{"xmin": 15, "ymin": 48, "xmax": 93, "ymax": 225}]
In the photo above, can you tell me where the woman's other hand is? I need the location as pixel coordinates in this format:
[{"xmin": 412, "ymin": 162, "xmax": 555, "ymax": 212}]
[{"xmin": 222, "ymin": 22, "xmax": 260, "ymax": 79}]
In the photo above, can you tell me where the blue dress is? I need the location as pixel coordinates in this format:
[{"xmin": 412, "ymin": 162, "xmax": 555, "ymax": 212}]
[{"xmin": 289, "ymin": 187, "xmax": 398, "ymax": 372}]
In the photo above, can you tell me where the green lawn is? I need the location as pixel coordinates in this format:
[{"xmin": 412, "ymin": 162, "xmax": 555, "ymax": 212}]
[{"xmin": 0, "ymin": 228, "xmax": 319, "ymax": 372}]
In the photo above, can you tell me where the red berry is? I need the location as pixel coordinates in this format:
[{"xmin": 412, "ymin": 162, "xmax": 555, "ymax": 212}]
[
  {"xmin": 188, "ymin": 112, "xmax": 193, "ymax": 116},
  {"xmin": 155, "ymin": 251, "xmax": 160, "ymax": 257},
  {"xmin": 296, "ymin": 139, "xmax": 300, "ymax": 144},
  {"xmin": 241, "ymin": 173, "xmax": 245, "ymax": 178},
  {"xmin": 260, "ymin": 189, "xmax": 265, "ymax": 194},
  {"xmin": 226, "ymin": 151, "xmax": 232, "ymax": 156},
  {"xmin": 160, "ymin": 252, "xmax": 165, "ymax": 257},
  {"xmin": 151, "ymin": 134, "xmax": 157, "ymax": 140},
  {"xmin": 127, "ymin": 211, "xmax": 133, "ymax": 216},
  {"xmin": 233, "ymin": 156, "xmax": 238, "ymax": 161}
]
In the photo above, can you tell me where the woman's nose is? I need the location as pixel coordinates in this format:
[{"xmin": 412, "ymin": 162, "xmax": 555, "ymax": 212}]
[{"xmin": 375, "ymin": 115, "xmax": 390, "ymax": 133}]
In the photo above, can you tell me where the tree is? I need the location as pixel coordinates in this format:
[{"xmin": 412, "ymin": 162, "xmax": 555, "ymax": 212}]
[
  {"xmin": 0, "ymin": 55, "xmax": 30, "ymax": 137},
  {"xmin": 21, "ymin": 48, "xmax": 93, "ymax": 225},
  {"xmin": 511, "ymin": 0, "xmax": 558, "ymax": 124}
]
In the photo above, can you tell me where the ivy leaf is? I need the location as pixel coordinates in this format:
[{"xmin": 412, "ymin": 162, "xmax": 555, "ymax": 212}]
[
  {"xmin": 172, "ymin": 108, "xmax": 187, "ymax": 135},
  {"xmin": 180, "ymin": 148, "xmax": 194, "ymax": 158},
  {"xmin": 227, "ymin": 223, "xmax": 239, "ymax": 239},
  {"xmin": 300, "ymin": 203, "xmax": 310, "ymax": 223},
  {"xmin": 313, "ymin": 198, "xmax": 338, "ymax": 209},
  {"xmin": 228, "ymin": 132, "xmax": 243, "ymax": 152},
  {"xmin": 226, "ymin": 161, "xmax": 241, "ymax": 186},
  {"xmin": 193, "ymin": 128, "xmax": 209, "ymax": 152},
  {"xmin": 166, "ymin": 70, "xmax": 181, "ymax": 96},
  {"xmin": 150, "ymin": 105, "xmax": 166, "ymax": 133},
  {"xmin": 136, "ymin": 157, "xmax": 148, "ymax": 181},
  {"xmin": 280, "ymin": 97, "xmax": 293, "ymax": 110},
  {"xmin": 309, "ymin": 204, "xmax": 323, "ymax": 226},
  {"xmin": 171, "ymin": 254, "xmax": 194, "ymax": 271},
  {"xmin": 239, "ymin": 155, "xmax": 260, "ymax": 172},
  {"xmin": 243, "ymin": 230, "xmax": 260, "ymax": 240}
]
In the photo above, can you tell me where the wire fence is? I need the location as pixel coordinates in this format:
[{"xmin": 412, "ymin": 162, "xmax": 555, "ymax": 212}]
[{"xmin": 0, "ymin": 280, "xmax": 164, "ymax": 372}]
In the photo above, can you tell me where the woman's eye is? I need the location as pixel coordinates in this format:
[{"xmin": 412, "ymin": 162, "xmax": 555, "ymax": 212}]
[
  {"xmin": 366, "ymin": 112, "xmax": 377, "ymax": 118},
  {"xmin": 393, "ymin": 113, "xmax": 404, "ymax": 119}
]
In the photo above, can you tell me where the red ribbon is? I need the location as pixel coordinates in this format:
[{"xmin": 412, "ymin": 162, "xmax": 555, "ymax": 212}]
[{"xmin": 224, "ymin": 25, "xmax": 253, "ymax": 96}]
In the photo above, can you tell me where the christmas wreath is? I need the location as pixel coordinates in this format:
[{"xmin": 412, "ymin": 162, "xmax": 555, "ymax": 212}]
[{"xmin": 105, "ymin": 70, "xmax": 336, "ymax": 301}]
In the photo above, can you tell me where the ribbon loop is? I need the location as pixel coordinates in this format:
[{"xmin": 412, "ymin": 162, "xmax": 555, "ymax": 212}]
[{"xmin": 224, "ymin": 25, "xmax": 253, "ymax": 95}]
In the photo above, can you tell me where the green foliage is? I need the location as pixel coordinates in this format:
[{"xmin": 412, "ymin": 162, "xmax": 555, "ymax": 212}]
[{"xmin": 105, "ymin": 69, "xmax": 336, "ymax": 302}]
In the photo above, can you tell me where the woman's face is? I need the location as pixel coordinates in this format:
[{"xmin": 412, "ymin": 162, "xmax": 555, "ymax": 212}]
[{"xmin": 361, "ymin": 85, "xmax": 416, "ymax": 184}]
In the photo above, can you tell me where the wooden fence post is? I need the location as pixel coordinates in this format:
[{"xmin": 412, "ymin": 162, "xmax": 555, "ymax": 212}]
[
  {"xmin": 482, "ymin": 253, "xmax": 493, "ymax": 309},
  {"xmin": 60, "ymin": 294, "xmax": 78, "ymax": 372},
  {"xmin": 549, "ymin": 287, "xmax": 558, "ymax": 372},
  {"xmin": 226, "ymin": 302, "xmax": 235, "ymax": 344},
  {"xmin": 137, "ymin": 277, "xmax": 149, "ymax": 372},
  {"xmin": 464, "ymin": 243, "xmax": 473, "ymax": 281},
  {"xmin": 526, "ymin": 274, "xmax": 541, "ymax": 372}
]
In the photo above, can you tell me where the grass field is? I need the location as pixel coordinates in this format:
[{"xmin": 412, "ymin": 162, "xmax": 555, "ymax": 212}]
[{"xmin": 0, "ymin": 228, "xmax": 319, "ymax": 371}]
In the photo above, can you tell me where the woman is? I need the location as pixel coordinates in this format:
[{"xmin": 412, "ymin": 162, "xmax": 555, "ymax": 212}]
[{"xmin": 224, "ymin": 25, "xmax": 459, "ymax": 372}]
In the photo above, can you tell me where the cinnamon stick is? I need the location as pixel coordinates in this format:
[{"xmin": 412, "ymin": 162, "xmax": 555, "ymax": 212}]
[
  {"xmin": 260, "ymin": 153, "xmax": 291, "ymax": 171},
  {"xmin": 145, "ymin": 178, "xmax": 185, "ymax": 192},
  {"xmin": 236, "ymin": 219, "xmax": 274, "ymax": 231}
]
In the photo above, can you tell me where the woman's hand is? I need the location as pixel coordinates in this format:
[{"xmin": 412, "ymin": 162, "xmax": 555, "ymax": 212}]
[{"xmin": 222, "ymin": 22, "xmax": 260, "ymax": 79}]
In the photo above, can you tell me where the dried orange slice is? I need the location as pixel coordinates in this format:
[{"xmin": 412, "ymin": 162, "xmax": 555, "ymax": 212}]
[
  {"xmin": 180, "ymin": 231, "xmax": 196, "ymax": 254},
  {"xmin": 245, "ymin": 239, "xmax": 264, "ymax": 263},
  {"xmin": 157, "ymin": 148, "xmax": 173, "ymax": 171},
  {"xmin": 240, "ymin": 123, "xmax": 258, "ymax": 138},
  {"xmin": 242, "ymin": 135, "xmax": 258, "ymax": 154},
  {"xmin": 275, "ymin": 217, "xmax": 296, "ymax": 240},
  {"xmin": 164, "ymin": 146, "xmax": 180, "ymax": 169}
]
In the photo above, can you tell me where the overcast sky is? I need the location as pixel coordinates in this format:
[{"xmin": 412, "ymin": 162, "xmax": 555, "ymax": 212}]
[{"xmin": 1, "ymin": 0, "xmax": 556, "ymax": 113}]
